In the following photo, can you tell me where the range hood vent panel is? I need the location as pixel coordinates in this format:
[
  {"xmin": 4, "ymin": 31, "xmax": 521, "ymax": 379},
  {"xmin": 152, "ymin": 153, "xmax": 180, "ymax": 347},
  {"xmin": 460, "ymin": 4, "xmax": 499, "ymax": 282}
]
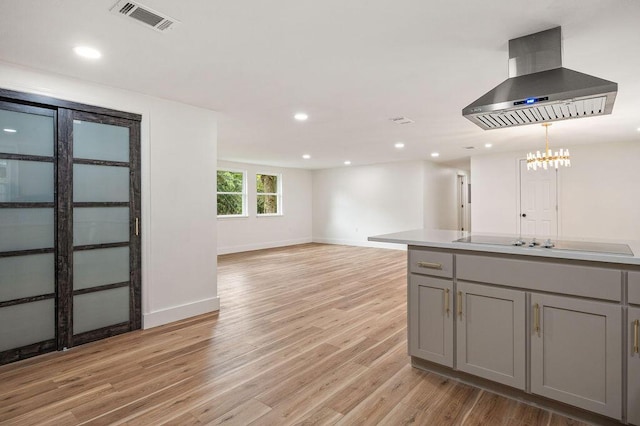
[{"xmin": 462, "ymin": 27, "xmax": 618, "ymax": 130}]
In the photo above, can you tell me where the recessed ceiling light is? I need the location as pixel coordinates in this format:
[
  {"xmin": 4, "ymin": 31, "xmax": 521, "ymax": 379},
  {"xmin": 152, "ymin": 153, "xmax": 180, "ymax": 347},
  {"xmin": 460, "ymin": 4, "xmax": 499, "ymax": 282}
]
[
  {"xmin": 73, "ymin": 46, "xmax": 102, "ymax": 59},
  {"xmin": 294, "ymin": 113, "xmax": 308, "ymax": 121},
  {"xmin": 344, "ymin": 160, "xmax": 351, "ymax": 165},
  {"xmin": 430, "ymin": 152, "xmax": 440, "ymax": 158},
  {"xmin": 394, "ymin": 142, "xmax": 405, "ymax": 149},
  {"xmin": 302, "ymin": 154, "xmax": 311, "ymax": 159},
  {"xmin": 3, "ymin": 128, "xmax": 17, "ymax": 133},
  {"xmin": 485, "ymin": 143, "xmax": 493, "ymax": 148}
]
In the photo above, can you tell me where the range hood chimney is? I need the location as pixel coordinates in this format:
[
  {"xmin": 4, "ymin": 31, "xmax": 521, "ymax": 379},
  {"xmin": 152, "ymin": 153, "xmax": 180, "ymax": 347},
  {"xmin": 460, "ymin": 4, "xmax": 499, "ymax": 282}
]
[{"xmin": 462, "ymin": 27, "xmax": 617, "ymax": 130}]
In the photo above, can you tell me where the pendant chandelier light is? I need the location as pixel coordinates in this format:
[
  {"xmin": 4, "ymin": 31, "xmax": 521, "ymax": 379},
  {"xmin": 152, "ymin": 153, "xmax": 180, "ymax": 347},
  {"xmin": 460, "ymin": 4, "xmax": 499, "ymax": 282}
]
[{"xmin": 526, "ymin": 123, "xmax": 571, "ymax": 171}]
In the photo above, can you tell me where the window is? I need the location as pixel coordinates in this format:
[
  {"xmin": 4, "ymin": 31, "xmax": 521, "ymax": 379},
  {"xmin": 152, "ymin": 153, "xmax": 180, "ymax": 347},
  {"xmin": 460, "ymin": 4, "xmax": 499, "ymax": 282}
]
[
  {"xmin": 256, "ymin": 173, "xmax": 281, "ymax": 215},
  {"xmin": 217, "ymin": 170, "xmax": 246, "ymax": 217}
]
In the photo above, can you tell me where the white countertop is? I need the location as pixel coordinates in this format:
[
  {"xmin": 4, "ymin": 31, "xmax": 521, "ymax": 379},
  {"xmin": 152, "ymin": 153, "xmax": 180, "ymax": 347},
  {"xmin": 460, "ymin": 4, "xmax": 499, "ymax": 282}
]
[{"xmin": 368, "ymin": 229, "xmax": 640, "ymax": 266}]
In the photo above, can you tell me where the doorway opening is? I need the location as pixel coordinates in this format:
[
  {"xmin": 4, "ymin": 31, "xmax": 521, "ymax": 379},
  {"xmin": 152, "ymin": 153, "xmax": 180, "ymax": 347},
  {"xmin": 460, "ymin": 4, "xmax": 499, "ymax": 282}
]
[{"xmin": 457, "ymin": 173, "xmax": 470, "ymax": 232}]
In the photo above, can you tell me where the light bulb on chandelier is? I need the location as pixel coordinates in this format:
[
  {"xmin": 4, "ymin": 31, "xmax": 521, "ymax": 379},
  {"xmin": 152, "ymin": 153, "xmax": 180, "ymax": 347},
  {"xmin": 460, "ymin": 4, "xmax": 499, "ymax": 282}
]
[{"xmin": 526, "ymin": 123, "xmax": 571, "ymax": 171}]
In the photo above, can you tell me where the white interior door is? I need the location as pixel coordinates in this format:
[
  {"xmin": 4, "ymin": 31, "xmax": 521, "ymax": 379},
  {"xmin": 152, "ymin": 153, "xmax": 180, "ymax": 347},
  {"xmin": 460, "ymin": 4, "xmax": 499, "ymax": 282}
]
[{"xmin": 519, "ymin": 159, "xmax": 557, "ymax": 237}]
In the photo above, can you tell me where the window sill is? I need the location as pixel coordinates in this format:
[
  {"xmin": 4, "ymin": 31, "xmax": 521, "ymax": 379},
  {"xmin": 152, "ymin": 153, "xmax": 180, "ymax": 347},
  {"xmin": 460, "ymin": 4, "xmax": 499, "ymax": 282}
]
[
  {"xmin": 257, "ymin": 213, "xmax": 283, "ymax": 218},
  {"xmin": 217, "ymin": 214, "xmax": 249, "ymax": 219}
]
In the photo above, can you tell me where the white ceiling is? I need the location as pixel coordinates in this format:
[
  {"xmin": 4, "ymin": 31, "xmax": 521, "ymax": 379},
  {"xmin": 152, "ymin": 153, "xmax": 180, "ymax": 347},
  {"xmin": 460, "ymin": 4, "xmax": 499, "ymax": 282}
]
[{"xmin": 1, "ymin": 0, "xmax": 639, "ymax": 169}]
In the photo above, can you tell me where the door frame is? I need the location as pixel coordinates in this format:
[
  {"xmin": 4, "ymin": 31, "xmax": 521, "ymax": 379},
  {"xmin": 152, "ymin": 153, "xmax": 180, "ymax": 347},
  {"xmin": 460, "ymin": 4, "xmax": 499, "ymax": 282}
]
[
  {"xmin": 457, "ymin": 172, "xmax": 470, "ymax": 232},
  {"xmin": 516, "ymin": 158, "xmax": 562, "ymax": 237}
]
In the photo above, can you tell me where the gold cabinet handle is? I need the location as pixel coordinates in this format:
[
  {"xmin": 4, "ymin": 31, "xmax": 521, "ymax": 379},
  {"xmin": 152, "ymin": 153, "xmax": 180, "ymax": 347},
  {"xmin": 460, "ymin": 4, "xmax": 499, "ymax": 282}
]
[
  {"xmin": 534, "ymin": 303, "xmax": 540, "ymax": 337},
  {"xmin": 417, "ymin": 261, "xmax": 442, "ymax": 270},
  {"xmin": 634, "ymin": 319, "xmax": 639, "ymax": 354},
  {"xmin": 444, "ymin": 289, "xmax": 450, "ymax": 315},
  {"xmin": 135, "ymin": 217, "xmax": 140, "ymax": 236},
  {"xmin": 457, "ymin": 291, "xmax": 462, "ymax": 318}
]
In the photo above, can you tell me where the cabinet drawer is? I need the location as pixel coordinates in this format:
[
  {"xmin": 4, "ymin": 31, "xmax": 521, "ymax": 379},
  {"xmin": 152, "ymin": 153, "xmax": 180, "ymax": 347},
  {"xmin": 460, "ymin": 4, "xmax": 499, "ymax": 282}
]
[
  {"xmin": 457, "ymin": 254, "xmax": 622, "ymax": 301},
  {"xmin": 409, "ymin": 249, "xmax": 453, "ymax": 278},
  {"xmin": 629, "ymin": 271, "xmax": 640, "ymax": 305}
]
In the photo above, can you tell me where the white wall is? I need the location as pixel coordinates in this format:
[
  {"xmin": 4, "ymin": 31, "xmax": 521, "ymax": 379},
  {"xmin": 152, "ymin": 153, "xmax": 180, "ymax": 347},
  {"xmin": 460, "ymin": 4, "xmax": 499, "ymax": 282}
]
[
  {"xmin": 312, "ymin": 160, "xmax": 460, "ymax": 249},
  {"xmin": 558, "ymin": 141, "xmax": 640, "ymax": 240},
  {"xmin": 470, "ymin": 151, "xmax": 520, "ymax": 235},
  {"xmin": 424, "ymin": 161, "xmax": 460, "ymax": 231},
  {"xmin": 217, "ymin": 160, "xmax": 312, "ymax": 254},
  {"xmin": 0, "ymin": 61, "xmax": 219, "ymax": 329},
  {"xmin": 471, "ymin": 141, "xmax": 640, "ymax": 240}
]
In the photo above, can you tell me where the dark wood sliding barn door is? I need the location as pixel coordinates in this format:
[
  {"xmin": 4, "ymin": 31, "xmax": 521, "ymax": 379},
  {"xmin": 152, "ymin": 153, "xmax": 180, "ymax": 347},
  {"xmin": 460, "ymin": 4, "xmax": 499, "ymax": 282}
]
[{"xmin": 0, "ymin": 90, "xmax": 141, "ymax": 365}]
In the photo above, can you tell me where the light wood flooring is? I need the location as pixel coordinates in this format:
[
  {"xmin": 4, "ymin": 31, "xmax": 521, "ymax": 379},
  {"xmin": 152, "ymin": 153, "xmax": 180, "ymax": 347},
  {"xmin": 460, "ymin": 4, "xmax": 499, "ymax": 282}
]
[{"xmin": 0, "ymin": 243, "xmax": 588, "ymax": 425}]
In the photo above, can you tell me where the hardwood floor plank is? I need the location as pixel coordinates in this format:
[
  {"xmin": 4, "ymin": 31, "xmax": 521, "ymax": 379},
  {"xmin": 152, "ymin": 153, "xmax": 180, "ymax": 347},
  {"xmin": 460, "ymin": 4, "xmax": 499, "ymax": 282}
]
[
  {"xmin": 292, "ymin": 406, "xmax": 343, "ymax": 426},
  {"xmin": 0, "ymin": 244, "xmax": 587, "ymax": 426},
  {"xmin": 333, "ymin": 363, "xmax": 427, "ymax": 425},
  {"xmin": 323, "ymin": 343, "xmax": 410, "ymax": 414},
  {"xmin": 249, "ymin": 361, "xmax": 367, "ymax": 425},
  {"xmin": 376, "ymin": 371, "xmax": 454, "ymax": 425},
  {"xmin": 206, "ymin": 398, "xmax": 271, "ymax": 426},
  {"xmin": 459, "ymin": 390, "xmax": 519, "ymax": 425}
]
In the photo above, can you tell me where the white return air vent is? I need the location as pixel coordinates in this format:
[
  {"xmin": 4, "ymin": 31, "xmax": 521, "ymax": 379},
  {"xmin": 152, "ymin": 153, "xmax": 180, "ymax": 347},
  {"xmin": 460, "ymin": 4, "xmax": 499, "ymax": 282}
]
[
  {"xmin": 110, "ymin": 0, "xmax": 179, "ymax": 32},
  {"xmin": 389, "ymin": 116, "xmax": 414, "ymax": 125}
]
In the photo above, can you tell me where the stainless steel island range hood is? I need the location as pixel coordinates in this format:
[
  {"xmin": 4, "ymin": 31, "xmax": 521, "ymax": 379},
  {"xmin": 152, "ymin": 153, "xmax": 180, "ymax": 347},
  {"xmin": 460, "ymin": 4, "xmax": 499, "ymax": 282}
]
[{"xmin": 462, "ymin": 27, "xmax": 618, "ymax": 130}]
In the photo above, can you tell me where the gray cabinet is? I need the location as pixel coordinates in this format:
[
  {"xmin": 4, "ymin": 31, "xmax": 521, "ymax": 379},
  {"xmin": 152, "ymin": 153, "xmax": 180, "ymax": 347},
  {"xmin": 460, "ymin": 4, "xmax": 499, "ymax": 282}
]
[
  {"xmin": 408, "ymin": 274, "xmax": 453, "ymax": 367},
  {"xmin": 629, "ymin": 271, "xmax": 640, "ymax": 305},
  {"xmin": 530, "ymin": 293, "xmax": 622, "ymax": 420},
  {"xmin": 629, "ymin": 306, "xmax": 640, "ymax": 425},
  {"xmin": 456, "ymin": 281, "xmax": 526, "ymax": 390},
  {"xmin": 405, "ymin": 246, "xmax": 635, "ymax": 422}
]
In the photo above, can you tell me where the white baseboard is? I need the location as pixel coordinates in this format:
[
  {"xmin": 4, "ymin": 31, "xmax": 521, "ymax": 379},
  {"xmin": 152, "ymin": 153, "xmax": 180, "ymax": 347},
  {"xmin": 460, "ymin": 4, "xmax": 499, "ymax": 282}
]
[
  {"xmin": 143, "ymin": 296, "xmax": 220, "ymax": 329},
  {"xmin": 312, "ymin": 237, "xmax": 406, "ymax": 251},
  {"xmin": 217, "ymin": 237, "xmax": 313, "ymax": 255}
]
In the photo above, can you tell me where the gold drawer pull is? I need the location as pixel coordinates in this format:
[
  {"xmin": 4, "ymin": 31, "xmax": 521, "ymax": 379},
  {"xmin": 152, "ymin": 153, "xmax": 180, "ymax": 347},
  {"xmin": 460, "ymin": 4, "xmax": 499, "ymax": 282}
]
[
  {"xmin": 444, "ymin": 289, "xmax": 450, "ymax": 315},
  {"xmin": 417, "ymin": 261, "xmax": 442, "ymax": 270},
  {"xmin": 534, "ymin": 303, "xmax": 540, "ymax": 337},
  {"xmin": 634, "ymin": 319, "xmax": 639, "ymax": 354},
  {"xmin": 457, "ymin": 291, "xmax": 462, "ymax": 318}
]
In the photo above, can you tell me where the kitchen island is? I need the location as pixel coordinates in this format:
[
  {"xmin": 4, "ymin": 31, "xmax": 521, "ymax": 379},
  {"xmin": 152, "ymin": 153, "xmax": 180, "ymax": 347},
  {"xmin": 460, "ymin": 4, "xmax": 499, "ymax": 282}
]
[{"xmin": 369, "ymin": 229, "xmax": 640, "ymax": 425}]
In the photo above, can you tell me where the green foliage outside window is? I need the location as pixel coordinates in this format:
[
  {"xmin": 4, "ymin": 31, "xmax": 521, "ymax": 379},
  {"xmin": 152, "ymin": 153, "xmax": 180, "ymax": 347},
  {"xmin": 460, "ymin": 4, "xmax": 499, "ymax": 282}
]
[
  {"xmin": 257, "ymin": 174, "xmax": 278, "ymax": 214},
  {"xmin": 217, "ymin": 170, "xmax": 244, "ymax": 215}
]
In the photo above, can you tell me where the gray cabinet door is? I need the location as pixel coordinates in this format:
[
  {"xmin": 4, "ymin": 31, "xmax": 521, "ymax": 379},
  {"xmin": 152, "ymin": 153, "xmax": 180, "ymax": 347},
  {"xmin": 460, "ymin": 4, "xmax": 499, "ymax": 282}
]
[
  {"xmin": 408, "ymin": 274, "xmax": 453, "ymax": 367},
  {"xmin": 629, "ymin": 307, "xmax": 640, "ymax": 425},
  {"xmin": 456, "ymin": 281, "xmax": 526, "ymax": 390},
  {"xmin": 531, "ymin": 293, "xmax": 622, "ymax": 420}
]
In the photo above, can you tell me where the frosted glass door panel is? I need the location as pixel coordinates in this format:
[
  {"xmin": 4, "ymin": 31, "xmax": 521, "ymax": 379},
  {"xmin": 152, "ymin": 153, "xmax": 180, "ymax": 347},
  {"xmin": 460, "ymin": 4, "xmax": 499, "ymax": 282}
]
[
  {"xmin": 0, "ymin": 109, "xmax": 54, "ymax": 157},
  {"xmin": 0, "ymin": 208, "xmax": 54, "ymax": 252},
  {"xmin": 0, "ymin": 254, "xmax": 54, "ymax": 302},
  {"xmin": 73, "ymin": 165, "xmax": 129, "ymax": 202},
  {"xmin": 74, "ymin": 247, "xmax": 130, "ymax": 290},
  {"xmin": 73, "ymin": 121, "xmax": 129, "ymax": 162},
  {"xmin": 0, "ymin": 299, "xmax": 55, "ymax": 351},
  {"xmin": 73, "ymin": 207, "xmax": 129, "ymax": 246},
  {"xmin": 0, "ymin": 160, "xmax": 53, "ymax": 203},
  {"xmin": 74, "ymin": 287, "xmax": 129, "ymax": 334}
]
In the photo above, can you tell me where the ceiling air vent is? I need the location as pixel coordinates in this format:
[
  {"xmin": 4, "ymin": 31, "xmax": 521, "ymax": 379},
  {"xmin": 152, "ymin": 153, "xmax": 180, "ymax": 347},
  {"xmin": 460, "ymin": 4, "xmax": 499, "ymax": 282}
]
[{"xmin": 110, "ymin": 0, "xmax": 180, "ymax": 32}]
